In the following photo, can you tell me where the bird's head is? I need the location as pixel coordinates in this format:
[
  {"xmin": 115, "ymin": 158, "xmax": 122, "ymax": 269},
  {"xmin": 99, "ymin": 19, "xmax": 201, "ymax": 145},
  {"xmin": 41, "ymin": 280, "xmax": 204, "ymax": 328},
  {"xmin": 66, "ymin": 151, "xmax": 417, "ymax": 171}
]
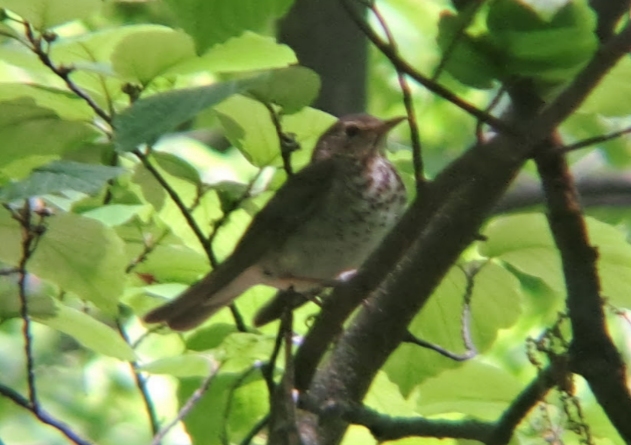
[{"xmin": 311, "ymin": 114, "xmax": 406, "ymax": 162}]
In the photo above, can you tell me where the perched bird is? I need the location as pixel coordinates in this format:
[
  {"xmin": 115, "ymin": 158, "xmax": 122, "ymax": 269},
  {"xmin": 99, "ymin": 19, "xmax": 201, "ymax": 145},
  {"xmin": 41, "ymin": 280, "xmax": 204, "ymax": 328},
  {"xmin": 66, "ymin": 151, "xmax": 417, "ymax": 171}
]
[{"xmin": 144, "ymin": 114, "xmax": 407, "ymax": 330}]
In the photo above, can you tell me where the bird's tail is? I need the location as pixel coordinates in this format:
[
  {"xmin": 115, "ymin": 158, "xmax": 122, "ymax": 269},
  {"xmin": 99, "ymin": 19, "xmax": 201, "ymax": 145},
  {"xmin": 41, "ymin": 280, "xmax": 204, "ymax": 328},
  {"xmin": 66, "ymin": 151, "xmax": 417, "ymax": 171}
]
[{"xmin": 143, "ymin": 266, "xmax": 260, "ymax": 331}]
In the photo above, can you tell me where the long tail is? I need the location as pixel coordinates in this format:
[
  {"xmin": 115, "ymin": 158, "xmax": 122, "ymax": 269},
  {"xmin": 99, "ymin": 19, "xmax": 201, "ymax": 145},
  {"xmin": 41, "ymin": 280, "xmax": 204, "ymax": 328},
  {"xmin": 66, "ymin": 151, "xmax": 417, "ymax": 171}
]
[{"xmin": 144, "ymin": 266, "xmax": 261, "ymax": 331}]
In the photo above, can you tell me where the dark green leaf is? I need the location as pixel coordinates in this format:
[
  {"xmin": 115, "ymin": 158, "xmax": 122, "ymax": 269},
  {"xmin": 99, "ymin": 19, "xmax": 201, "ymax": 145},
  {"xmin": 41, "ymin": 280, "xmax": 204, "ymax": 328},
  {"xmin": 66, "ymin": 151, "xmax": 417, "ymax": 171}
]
[
  {"xmin": 152, "ymin": 152, "xmax": 201, "ymax": 185},
  {"xmin": 0, "ymin": 160, "xmax": 123, "ymax": 201},
  {"xmin": 113, "ymin": 81, "xmax": 248, "ymax": 152},
  {"xmin": 164, "ymin": 0, "xmax": 294, "ymax": 53}
]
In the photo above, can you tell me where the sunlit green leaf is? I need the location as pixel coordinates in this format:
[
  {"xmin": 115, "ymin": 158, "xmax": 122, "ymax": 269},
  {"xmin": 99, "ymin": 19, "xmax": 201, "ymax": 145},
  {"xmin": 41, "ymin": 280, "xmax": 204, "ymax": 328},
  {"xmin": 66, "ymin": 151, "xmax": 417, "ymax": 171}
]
[
  {"xmin": 415, "ymin": 360, "xmax": 522, "ymax": 418},
  {"xmin": 0, "ymin": 209, "xmax": 127, "ymax": 313},
  {"xmin": 111, "ymin": 28, "xmax": 196, "ymax": 85},
  {"xmin": 580, "ymin": 58, "xmax": 631, "ymax": 117},
  {"xmin": 169, "ymin": 31, "xmax": 297, "ymax": 75},
  {"xmin": 246, "ymin": 66, "xmax": 321, "ymax": 114},
  {"xmin": 0, "ymin": 83, "xmax": 94, "ymax": 121},
  {"xmin": 215, "ymin": 95, "xmax": 279, "ymax": 167},
  {"xmin": 35, "ymin": 302, "xmax": 135, "ymax": 360},
  {"xmin": 0, "ymin": 0, "xmax": 101, "ymax": 29},
  {"xmin": 141, "ymin": 354, "xmax": 214, "ymax": 377}
]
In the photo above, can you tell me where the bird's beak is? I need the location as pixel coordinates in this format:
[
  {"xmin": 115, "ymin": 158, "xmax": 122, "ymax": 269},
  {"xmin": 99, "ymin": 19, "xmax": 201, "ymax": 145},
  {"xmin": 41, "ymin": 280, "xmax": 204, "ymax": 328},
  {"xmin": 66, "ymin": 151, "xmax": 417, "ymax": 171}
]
[{"xmin": 376, "ymin": 116, "xmax": 407, "ymax": 135}]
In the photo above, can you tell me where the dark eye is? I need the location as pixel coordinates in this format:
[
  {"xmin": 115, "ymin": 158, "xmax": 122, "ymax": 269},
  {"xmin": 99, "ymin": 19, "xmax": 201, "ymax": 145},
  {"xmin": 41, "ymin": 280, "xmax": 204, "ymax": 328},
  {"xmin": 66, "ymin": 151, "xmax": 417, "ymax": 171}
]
[{"xmin": 344, "ymin": 124, "xmax": 360, "ymax": 138}]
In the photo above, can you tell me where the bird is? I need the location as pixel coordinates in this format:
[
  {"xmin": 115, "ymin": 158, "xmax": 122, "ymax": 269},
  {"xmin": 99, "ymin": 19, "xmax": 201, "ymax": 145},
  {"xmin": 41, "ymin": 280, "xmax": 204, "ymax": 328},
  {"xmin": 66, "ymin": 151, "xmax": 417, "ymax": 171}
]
[{"xmin": 143, "ymin": 114, "xmax": 408, "ymax": 331}]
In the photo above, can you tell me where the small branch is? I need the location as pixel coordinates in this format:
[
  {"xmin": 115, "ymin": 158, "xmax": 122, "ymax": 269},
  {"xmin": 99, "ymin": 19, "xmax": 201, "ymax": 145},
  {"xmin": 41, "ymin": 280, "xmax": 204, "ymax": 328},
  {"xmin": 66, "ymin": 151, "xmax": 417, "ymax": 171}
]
[
  {"xmin": 431, "ymin": 0, "xmax": 484, "ymax": 82},
  {"xmin": 150, "ymin": 361, "xmax": 220, "ymax": 445},
  {"xmin": 261, "ymin": 315, "xmax": 286, "ymax": 397},
  {"xmin": 299, "ymin": 395, "xmax": 494, "ymax": 442},
  {"xmin": 126, "ymin": 229, "xmax": 169, "ymax": 274},
  {"xmin": 476, "ymin": 87, "xmax": 505, "ymax": 144},
  {"xmin": 116, "ymin": 320, "xmax": 160, "ymax": 436},
  {"xmin": 562, "ymin": 124, "xmax": 631, "ymax": 153},
  {"xmin": 368, "ymin": 2, "xmax": 425, "ymax": 191},
  {"xmin": 340, "ymin": 0, "xmax": 511, "ymax": 133},
  {"xmin": 7, "ymin": 201, "xmax": 47, "ymax": 410},
  {"xmin": 0, "ymin": 383, "xmax": 92, "ymax": 445},
  {"xmin": 264, "ymin": 103, "xmax": 298, "ymax": 176},
  {"xmin": 487, "ymin": 365, "xmax": 559, "ymax": 445},
  {"xmin": 135, "ymin": 149, "xmax": 211, "ymax": 257},
  {"xmin": 221, "ymin": 365, "xmax": 261, "ymax": 445},
  {"xmin": 239, "ymin": 414, "xmax": 270, "ymax": 445},
  {"xmin": 0, "ymin": 267, "xmax": 18, "ymax": 276},
  {"xmin": 22, "ymin": 23, "xmax": 112, "ymax": 125},
  {"xmin": 403, "ymin": 332, "xmax": 475, "ymax": 361}
]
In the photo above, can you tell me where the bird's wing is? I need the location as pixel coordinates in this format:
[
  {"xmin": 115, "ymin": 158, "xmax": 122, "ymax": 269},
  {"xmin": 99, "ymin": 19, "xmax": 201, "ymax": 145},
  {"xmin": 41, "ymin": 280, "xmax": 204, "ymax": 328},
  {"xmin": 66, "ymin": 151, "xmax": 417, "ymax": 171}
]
[
  {"xmin": 230, "ymin": 158, "xmax": 338, "ymax": 264},
  {"xmin": 144, "ymin": 159, "xmax": 338, "ymax": 328}
]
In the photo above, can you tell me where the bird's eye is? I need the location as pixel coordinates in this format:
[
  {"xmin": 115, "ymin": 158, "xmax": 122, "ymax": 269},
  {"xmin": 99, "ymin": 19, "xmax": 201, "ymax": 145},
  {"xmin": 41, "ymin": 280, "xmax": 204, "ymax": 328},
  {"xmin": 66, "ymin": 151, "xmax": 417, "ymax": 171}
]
[{"xmin": 344, "ymin": 124, "xmax": 360, "ymax": 138}]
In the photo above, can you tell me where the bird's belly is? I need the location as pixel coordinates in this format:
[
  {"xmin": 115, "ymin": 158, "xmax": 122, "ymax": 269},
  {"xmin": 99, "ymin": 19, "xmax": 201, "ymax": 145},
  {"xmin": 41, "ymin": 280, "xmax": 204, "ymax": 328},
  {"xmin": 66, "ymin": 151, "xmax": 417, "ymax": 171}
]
[{"xmin": 259, "ymin": 199, "xmax": 402, "ymax": 287}]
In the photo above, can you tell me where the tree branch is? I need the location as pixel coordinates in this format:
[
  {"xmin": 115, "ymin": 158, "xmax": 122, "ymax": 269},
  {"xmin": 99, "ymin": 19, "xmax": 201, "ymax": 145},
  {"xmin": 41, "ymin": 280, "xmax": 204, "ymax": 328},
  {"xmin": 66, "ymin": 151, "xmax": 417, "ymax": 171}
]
[
  {"xmin": 340, "ymin": 0, "xmax": 511, "ymax": 133},
  {"xmin": 297, "ymin": 21, "xmax": 631, "ymax": 445},
  {"xmin": 534, "ymin": 136, "xmax": 631, "ymax": 441}
]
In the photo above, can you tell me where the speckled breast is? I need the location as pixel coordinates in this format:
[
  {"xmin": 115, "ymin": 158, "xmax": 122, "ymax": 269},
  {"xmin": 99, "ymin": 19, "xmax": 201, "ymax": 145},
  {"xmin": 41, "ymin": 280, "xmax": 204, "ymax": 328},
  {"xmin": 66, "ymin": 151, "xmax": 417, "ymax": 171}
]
[{"xmin": 260, "ymin": 156, "xmax": 406, "ymax": 286}]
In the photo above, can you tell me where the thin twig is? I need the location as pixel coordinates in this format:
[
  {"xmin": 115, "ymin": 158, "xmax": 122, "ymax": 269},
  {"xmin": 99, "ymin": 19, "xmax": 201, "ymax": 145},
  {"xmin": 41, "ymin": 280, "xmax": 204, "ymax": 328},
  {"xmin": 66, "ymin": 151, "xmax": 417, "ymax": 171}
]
[
  {"xmin": 368, "ymin": 3, "xmax": 425, "ymax": 191},
  {"xmin": 150, "ymin": 361, "xmax": 220, "ymax": 445},
  {"xmin": 239, "ymin": 414, "xmax": 270, "ymax": 445},
  {"xmin": 135, "ymin": 149, "xmax": 248, "ymax": 331},
  {"xmin": 264, "ymin": 103, "xmax": 298, "ymax": 176},
  {"xmin": 221, "ymin": 365, "xmax": 261, "ymax": 445},
  {"xmin": 476, "ymin": 86, "xmax": 505, "ymax": 144},
  {"xmin": 126, "ymin": 229, "xmax": 169, "ymax": 274},
  {"xmin": 11, "ymin": 201, "xmax": 40, "ymax": 408},
  {"xmin": 0, "ymin": 383, "xmax": 93, "ymax": 445},
  {"xmin": 562, "ymin": 124, "xmax": 631, "ymax": 153},
  {"xmin": 431, "ymin": 0, "xmax": 485, "ymax": 81},
  {"xmin": 262, "ymin": 318, "xmax": 285, "ymax": 397},
  {"xmin": 340, "ymin": 0, "xmax": 511, "ymax": 133},
  {"xmin": 22, "ymin": 23, "xmax": 112, "ymax": 125},
  {"xmin": 116, "ymin": 320, "xmax": 161, "ymax": 437}
]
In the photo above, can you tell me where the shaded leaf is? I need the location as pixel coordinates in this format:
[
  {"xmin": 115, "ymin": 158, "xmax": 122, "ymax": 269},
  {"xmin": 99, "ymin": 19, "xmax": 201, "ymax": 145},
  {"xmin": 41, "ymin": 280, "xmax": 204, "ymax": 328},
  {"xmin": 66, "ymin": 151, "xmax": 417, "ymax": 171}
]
[
  {"xmin": 164, "ymin": 0, "xmax": 294, "ymax": 53},
  {"xmin": 153, "ymin": 152, "xmax": 201, "ymax": 185},
  {"xmin": 0, "ymin": 98, "xmax": 97, "ymax": 170},
  {"xmin": 113, "ymin": 81, "xmax": 248, "ymax": 152},
  {"xmin": 0, "ymin": 160, "xmax": 123, "ymax": 201}
]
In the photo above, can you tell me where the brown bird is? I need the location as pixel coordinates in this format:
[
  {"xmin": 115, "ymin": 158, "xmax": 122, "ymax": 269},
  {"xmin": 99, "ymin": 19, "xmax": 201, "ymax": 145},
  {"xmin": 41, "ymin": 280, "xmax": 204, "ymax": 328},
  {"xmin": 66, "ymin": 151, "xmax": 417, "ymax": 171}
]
[{"xmin": 144, "ymin": 114, "xmax": 407, "ymax": 330}]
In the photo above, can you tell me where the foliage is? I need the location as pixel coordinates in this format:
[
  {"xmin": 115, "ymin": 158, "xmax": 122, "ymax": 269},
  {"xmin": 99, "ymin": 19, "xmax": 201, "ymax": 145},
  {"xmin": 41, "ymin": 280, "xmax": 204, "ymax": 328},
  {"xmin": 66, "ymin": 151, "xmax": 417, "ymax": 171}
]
[{"xmin": 0, "ymin": 0, "xmax": 630, "ymax": 445}]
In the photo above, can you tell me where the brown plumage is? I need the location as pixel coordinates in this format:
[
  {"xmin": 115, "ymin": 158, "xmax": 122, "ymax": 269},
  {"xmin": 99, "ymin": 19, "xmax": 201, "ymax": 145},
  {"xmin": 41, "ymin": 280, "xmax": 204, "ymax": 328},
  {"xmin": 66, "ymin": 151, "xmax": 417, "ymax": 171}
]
[{"xmin": 143, "ymin": 114, "xmax": 407, "ymax": 330}]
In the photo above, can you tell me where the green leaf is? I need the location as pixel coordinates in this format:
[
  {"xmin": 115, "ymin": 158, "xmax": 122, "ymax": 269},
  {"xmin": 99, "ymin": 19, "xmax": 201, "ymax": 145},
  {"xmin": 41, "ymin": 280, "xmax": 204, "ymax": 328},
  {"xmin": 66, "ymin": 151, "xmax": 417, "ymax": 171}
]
[
  {"xmin": 383, "ymin": 268, "xmax": 468, "ymax": 395},
  {"xmin": 0, "ymin": 160, "xmax": 123, "ymax": 202},
  {"xmin": 34, "ymin": 302, "xmax": 135, "ymax": 361},
  {"xmin": 415, "ymin": 360, "xmax": 522, "ymax": 418},
  {"xmin": 141, "ymin": 354, "xmax": 214, "ymax": 377},
  {"xmin": 480, "ymin": 213, "xmax": 564, "ymax": 291},
  {"xmin": 0, "ymin": 98, "xmax": 97, "ymax": 170},
  {"xmin": 0, "ymin": 83, "xmax": 94, "ymax": 121},
  {"xmin": 110, "ymin": 28, "xmax": 196, "ymax": 85},
  {"xmin": 215, "ymin": 94, "xmax": 279, "ymax": 167},
  {"xmin": 486, "ymin": 0, "xmax": 597, "ymax": 85},
  {"xmin": 169, "ymin": 31, "xmax": 297, "ymax": 75},
  {"xmin": 0, "ymin": 209, "xmax": 127, "ymax": 313},
  {"xmin": 436, "ymin": 13, "xmax": 498, "ymax": 89},
  {"xmin": 246, "ymin": 66, "xmax": 321, "ymax": 114},
  {"xmin": 481, "ymin": 213, "xmax": 631, "ymax": 309},
  {"xmin": 164, "ymin": 0, "xmax": 294, "ymax": 53},
  {"xmin": 153, "ymin": 151, "xmax": 201, "ymax": 185},
  {"xmin": 470, "ymin": 261, "xmax": 523, "ymax": 350},
  {"xmin": 113, "ymin": 81, "xmax": 247, "ymax": 152},
  {"xmin": 179, "ymin": 372, "xmax": 268, "ymax": 445},
  {"xmin": 81, "ymin": 204, "xmax": 147, "ymax": 227},
  {"xmin": 0, "ymin": 0, "xmax": 101, "ymax": 29},
  {"xmin": 580, "ymin": 58, "xmax": 631, "ymax": 117}
]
